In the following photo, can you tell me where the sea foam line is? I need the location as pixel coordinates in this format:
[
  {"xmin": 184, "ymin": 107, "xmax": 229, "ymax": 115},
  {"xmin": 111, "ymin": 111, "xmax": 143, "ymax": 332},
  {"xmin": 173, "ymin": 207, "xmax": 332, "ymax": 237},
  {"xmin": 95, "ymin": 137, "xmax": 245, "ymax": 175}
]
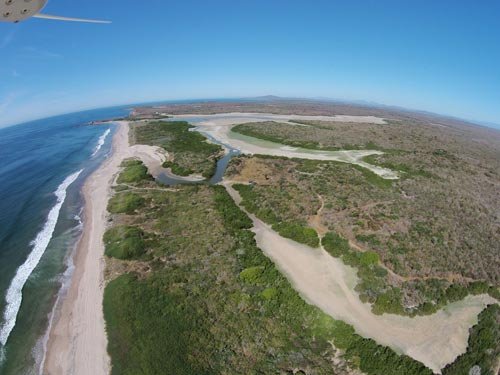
[
  {"xmin": 91, "ymin": 128, "xmax": 111, "ymax": 157},
  {"xmin": 0, "ymin": 169, "xmax": 83, "ymax": 349}
]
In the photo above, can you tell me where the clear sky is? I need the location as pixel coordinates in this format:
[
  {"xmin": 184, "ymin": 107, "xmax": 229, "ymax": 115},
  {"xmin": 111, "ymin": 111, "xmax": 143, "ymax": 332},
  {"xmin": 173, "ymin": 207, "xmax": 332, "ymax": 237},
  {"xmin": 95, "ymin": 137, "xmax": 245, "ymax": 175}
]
[{"xmin": 1, "ymin": 0, "xmax": 499, "ymax": 128}]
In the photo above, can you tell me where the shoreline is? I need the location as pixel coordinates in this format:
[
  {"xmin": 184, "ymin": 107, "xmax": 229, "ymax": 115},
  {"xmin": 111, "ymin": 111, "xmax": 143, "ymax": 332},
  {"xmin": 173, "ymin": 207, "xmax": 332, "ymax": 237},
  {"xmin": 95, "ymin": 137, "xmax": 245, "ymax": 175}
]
[{"xmin": 43, "ymin": 123, "xmax": 130, "ymax": 375}]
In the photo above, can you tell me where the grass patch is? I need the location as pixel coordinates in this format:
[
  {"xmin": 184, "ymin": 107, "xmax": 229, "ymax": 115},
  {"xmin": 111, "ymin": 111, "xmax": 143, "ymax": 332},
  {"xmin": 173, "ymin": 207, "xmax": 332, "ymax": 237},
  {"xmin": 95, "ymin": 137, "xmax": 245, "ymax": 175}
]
[
  {"xmin": 104, "ymin": 225, "xmax": 146, "ymax": 260},
  {"xmin": 133, "ymin": 121, "xmax": 222, "ymax": 178},
  {"xmin": 103, "ymin": 273, "xmax": 207, "ymax": 375},
  {"xmin": 272, "ymin": 222, "xmax": 319, "ymax": 247},
  {"xmin": 107, "ymin": 192, "xmax": 145, "ymax": 214},
  {"xmin": 117, "ymin": 159, "xmax": 152, "ymax": 184}
]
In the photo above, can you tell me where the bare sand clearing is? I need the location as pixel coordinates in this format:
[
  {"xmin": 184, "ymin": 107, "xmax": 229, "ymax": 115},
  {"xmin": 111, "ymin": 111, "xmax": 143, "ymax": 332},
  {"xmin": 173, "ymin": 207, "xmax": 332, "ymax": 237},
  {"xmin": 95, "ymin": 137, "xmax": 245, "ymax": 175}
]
[
  {"xmin": 173, "ymin": 113, "xmax": 399, "ymax": 179},
  {"xmin": 225, "ymin": 183, "xmax": 496, "ymax": 374},
  {"xmin": 129, "ymin": 143, "xmax": 205, "ymax": 182},
  {"xmin": 176, "ymin": 112, "xmax": 388, "ymax": 124}
]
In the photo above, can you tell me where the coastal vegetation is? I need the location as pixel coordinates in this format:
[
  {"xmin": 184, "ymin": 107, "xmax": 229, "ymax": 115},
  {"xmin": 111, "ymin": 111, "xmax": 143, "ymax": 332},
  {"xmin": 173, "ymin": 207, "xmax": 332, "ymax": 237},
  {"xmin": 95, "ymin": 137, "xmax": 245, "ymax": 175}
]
[
  {"xmin": 131, "ymin": 120, "xmax": 223, "ymax": 178},
  {"xmin": 442, "ymin": 304, "xmax": 500, "ymax": 375},
  {"xmin": 116, "ymin": 159, "xmax": 153, "ymax": 184},
  {"xmin": 226, "ymin": 153, "xmax": 500, "ymax": 316},
  {"xmin": 103, "ymin": 225, "xmax": 146, "ymax": 260},
  {"xmin": 102, "ymin": 105, "xmax": 500, "ymax": 374},
  {"xmin": 233, "ymin": 183, "xmax": 320, "ymax": 247},
  {"xmin": 103, "ymin": 168, "xmax": 433, "ymax": 374},
  {"xmin": 107, "ymin": 191, "xmax": 145, "ymax": 215}
]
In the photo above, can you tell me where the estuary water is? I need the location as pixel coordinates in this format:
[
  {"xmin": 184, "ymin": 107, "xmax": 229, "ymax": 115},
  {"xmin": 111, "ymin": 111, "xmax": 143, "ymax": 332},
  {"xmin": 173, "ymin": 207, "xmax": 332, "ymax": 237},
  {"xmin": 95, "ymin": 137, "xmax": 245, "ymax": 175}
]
[{"xmin": 0, "ymin": 106, "xmax": 128, "ymax": 375}]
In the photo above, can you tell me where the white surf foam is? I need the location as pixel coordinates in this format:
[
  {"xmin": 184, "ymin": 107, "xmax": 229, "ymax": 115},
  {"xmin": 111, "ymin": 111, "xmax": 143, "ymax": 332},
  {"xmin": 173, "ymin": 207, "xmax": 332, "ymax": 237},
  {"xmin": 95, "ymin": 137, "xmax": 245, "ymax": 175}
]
[
  {"xmin": 91, "ymin": 128, "xmax": 111, "ymax": 157},
  {"xmin": 0, "ymin": 169, "xmax": 83, "ymax": 348}
]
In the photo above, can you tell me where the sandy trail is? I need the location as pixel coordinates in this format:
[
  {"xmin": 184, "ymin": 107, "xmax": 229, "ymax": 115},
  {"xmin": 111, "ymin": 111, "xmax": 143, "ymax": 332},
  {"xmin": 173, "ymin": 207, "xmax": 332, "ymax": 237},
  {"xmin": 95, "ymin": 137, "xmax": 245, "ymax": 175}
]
[
  {"xmin": 224, "ymin": 183, "xmax": 496, "ymax": 374},
  {"xmin": 173, "ymin": 113, "xmax": 399, "ymax": 179}
]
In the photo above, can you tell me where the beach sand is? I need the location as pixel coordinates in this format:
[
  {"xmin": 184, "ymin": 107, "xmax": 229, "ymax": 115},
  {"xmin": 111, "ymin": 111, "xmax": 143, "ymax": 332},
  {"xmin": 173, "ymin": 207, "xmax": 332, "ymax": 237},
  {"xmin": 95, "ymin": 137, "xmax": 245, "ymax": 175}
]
[
  {"xmin": 43, "ymin": 123, "xmax": 132, "ymax": 375},
  {"xmin": 43, "ymin": 121, "xmax": 201, "ymax": 375}
]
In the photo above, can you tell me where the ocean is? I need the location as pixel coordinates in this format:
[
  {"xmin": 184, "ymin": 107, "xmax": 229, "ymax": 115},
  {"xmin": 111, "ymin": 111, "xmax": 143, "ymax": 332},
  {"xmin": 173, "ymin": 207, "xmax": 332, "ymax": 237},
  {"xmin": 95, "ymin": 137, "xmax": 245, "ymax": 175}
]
[{"xmin": 0, "ymin": 106, "xmax": 129, "ymax": 375}]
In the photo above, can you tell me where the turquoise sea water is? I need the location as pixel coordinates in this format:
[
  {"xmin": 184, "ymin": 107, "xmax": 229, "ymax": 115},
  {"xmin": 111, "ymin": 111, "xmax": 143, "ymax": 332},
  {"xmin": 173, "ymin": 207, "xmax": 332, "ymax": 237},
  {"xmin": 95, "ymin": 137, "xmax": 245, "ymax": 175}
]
[{"xmin": 0, "ymin": 106, "xmax": 128, "ymax": 375}]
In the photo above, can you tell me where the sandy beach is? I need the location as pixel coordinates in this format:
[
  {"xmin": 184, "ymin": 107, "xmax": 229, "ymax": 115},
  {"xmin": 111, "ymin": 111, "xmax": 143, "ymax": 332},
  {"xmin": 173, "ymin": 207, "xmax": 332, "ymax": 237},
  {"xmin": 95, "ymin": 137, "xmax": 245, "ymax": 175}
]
[
  {"xmin": 43, "ymin": 123, "xmax": 132, "ymax": 375},
  {"xmin": 42, "ymin": 121, "xmax": 200, "ymax": 375}
]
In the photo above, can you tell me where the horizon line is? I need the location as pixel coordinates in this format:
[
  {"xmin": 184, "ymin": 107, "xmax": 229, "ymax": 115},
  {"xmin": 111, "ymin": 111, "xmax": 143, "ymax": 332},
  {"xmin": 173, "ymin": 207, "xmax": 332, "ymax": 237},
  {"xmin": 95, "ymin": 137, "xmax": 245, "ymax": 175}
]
[{"xmin": 1, "ymin": 95, "xmax": 499, "ymax": 132}]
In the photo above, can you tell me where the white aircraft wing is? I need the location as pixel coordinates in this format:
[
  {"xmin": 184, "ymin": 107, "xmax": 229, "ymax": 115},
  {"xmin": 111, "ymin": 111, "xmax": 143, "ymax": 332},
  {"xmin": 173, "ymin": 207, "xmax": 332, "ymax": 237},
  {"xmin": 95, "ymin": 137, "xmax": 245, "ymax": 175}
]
[{"xmin": 33, "ymin": 13, "xmax": 111, "ymax": 24}]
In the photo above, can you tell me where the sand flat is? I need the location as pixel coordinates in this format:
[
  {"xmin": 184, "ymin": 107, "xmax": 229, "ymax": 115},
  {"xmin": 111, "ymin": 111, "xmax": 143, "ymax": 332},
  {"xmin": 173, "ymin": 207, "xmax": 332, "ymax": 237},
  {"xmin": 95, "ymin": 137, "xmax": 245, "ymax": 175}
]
[
  {"xmin": 172, "ymin": 113, "xmax": 399, "ymax": 179},
  {"xmin": 225, "ymin": 183, "xmax": 496, "ymax": 374},
  {"xmin": 175, "ymin": 112, "xmax": 388, "ymax": 124}
]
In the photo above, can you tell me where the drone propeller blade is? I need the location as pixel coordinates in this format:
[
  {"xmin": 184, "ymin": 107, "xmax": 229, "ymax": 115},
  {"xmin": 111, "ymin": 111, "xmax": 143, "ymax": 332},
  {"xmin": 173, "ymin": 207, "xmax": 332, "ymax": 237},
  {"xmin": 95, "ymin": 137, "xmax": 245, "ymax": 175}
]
[{"xmin": 33, "ymin": 13, "xmax": 111, "ymax": 24}]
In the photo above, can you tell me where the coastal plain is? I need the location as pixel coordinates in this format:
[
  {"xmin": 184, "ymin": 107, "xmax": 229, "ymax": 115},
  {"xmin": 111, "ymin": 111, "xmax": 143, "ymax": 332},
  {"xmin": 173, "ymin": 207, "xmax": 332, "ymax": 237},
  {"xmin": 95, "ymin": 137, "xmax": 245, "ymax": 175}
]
[{"xmin": 45, "ymin": 100, "xmax": 500, "ymax": 375}]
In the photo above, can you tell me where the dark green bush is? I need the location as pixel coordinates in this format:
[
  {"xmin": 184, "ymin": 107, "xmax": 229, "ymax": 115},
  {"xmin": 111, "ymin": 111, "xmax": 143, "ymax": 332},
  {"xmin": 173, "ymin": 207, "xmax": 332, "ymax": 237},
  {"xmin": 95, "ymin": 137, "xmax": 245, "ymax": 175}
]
[
  {"xmin": 322, "ymin": 231, "xmax": 350, "ymax": 257},
  {"xmin": 272, "ymin": 222, "xmax": 319, "ymax": 247},
  {"xmin": 107, "ymin": 192, "xmax": 145, "ymax": 214},
  {"xmin": 443, "ymin": 304, "xmax": 500, "ymax": 375},
  {"xmin": 117, "ymin": 159, "xmax": 152, "ymax": 184},
  {"xmin": 104, "ymin": 225, "xmax": 146, "ymax": 260}
]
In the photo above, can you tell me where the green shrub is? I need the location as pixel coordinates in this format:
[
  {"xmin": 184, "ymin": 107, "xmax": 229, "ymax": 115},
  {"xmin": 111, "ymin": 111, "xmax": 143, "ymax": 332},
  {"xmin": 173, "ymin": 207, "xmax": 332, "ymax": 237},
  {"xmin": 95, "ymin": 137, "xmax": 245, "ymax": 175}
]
[
  {"xmin": 239, "ymin": 266, "xmax": 265, "ymax": 285},
  {"xmin": 372, "ymin": 288, "xmax": 405, "ymax": 315},
  {"xmin": 355, "ymin": 233, "xmax": 382, "ymax": 246},
  {"xmin": 163, "ymin": 160, "xmax": 193, "ymax": 176},
  {"xmin": 443, "ymin": 304, "xmax": 500, "ymax": 375},
  {"xmin": 117, "ymin": 159, "xmax": 152, "ymax": 183},
  {"xmin": 487, "ymin": 286, "xmax": 500, "ymax": 300},
  {"xmin": 445, "ymin": 284, "xmax": 469, "ymax": 302},
  {"xmin": 322, "ymin": 232, "xmax": 350, "ymax": 257},
  {"xmin": 272, "ymin": 222, "xmax": 319, "ymax": 247},
  {"xmin": 360, "ymin": 251, "xmax": 380, "ymax": 266},
  {"xmin": 104, "ymin": 225, "xmax": 146, "ymax": 260},
  {"xmin": 107, "ymin": 192, "xmax": 145, "ymax": 214},
  {"xmin": 261, "ymin": 287, "xmax": 278, "ymax": 300},
  {"xmin": 467, "ymin": 281, "xmax": 489, "ymax": 295},
  {"xmin": 213, "ymin": 186, "xmax": 252, "ymax": 233}
]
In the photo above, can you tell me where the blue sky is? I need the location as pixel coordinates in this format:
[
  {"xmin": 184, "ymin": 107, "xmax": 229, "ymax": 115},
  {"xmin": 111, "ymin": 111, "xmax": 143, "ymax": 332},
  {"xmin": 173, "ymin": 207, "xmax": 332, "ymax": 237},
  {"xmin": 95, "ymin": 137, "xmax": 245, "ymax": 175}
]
[{"xmin": 0, "ymin": 0, "xmax": 499, "ymax": 128}]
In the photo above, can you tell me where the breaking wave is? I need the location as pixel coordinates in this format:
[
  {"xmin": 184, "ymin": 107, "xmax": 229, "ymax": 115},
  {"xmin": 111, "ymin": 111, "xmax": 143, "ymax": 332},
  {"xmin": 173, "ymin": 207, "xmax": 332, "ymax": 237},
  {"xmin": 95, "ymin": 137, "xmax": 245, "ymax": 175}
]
[
  {"xmin": 0, "ymin": 170, "xmax": 83, "ymax": 349},
  {"xmin": 91, "ymin": 129, "xmax": 110, "ymax": 157}
]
